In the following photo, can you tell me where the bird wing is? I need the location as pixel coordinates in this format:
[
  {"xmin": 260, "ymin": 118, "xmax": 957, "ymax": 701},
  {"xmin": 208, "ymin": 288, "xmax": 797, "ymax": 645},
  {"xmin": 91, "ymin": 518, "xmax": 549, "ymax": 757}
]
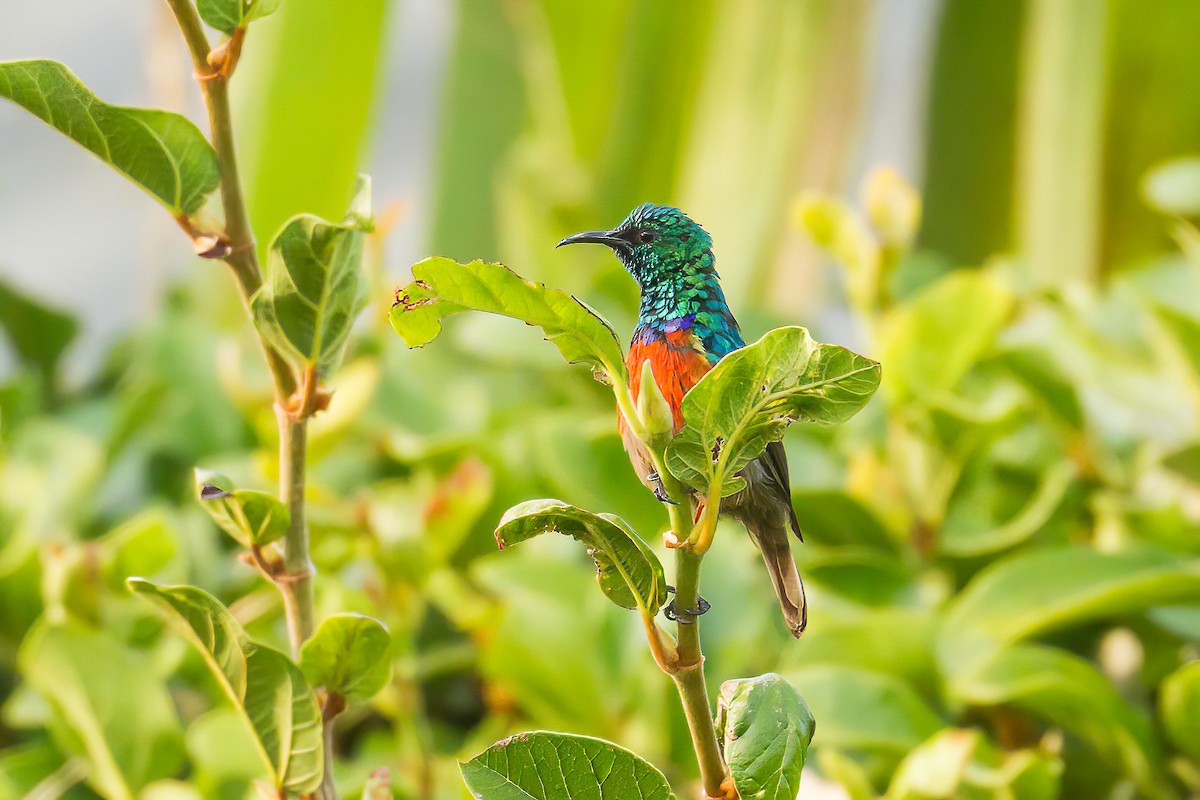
[{"xmin": 761, "ymin": 440, "xmax": 803, "ymax": 541}]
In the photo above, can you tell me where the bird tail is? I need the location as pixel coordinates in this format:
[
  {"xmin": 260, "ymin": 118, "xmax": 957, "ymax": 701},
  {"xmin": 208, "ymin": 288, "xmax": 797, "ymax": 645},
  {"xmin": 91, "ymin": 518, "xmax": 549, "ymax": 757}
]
[{"xmin": 752, "ymin": 521, "xmax": 807, "ymax": 638}]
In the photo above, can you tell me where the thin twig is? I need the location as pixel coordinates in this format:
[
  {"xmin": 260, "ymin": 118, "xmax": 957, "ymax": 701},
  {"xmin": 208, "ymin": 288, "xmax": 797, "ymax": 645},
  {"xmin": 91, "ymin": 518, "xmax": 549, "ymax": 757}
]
[{"xmin": 163, "ymin": 4, "xmax": 330, "ymax": 797}]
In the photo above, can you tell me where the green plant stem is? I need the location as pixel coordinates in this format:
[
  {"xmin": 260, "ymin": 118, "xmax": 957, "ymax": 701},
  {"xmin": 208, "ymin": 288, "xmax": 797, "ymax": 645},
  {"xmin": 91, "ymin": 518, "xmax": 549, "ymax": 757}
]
[
  {"xmin": 165, "ymin": 0, "xmax": 297, "ymax": 399},
  {"xmin": 165, "ymin": 0, "xmax": 312, "ymax": 636},
  {"xmin": 638, "ymin": 434, "xmax": 728, "ymax": 795},
  {"xmin": 164, "ymin": 0, "xmax": 211, "ymax": 73},
  {"xmin": 278, "ymin": 412, "xmax": 315, "ymax": 653},
  {"xmin": 165, "ymin": 3, "xmax": 329, "ymax": 795},
  {"xmin": 671, "ymin": 548, "xmax": 727, "ymax": 799},
  {"xmin": 648, "ymin": 448, "xmax": 689, "ymax": 540}
]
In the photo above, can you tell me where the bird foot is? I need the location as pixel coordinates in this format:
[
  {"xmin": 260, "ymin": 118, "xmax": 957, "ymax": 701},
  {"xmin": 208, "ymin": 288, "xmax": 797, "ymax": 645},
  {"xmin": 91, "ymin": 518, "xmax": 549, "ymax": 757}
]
[
  {"xmin": 662, "ymin": 585, "xmax": 710, "ymax": 623},
  {"xmin": 646, "ymin": 471, "xmax": 679, "ymax": 505}
]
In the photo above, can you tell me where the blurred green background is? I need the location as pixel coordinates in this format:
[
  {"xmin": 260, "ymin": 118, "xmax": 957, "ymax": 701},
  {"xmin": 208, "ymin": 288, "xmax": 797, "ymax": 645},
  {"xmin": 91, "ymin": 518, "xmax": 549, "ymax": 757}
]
[{"xmin": 3, "ymin": 1, "xmax": 1200, "ymax": 798}]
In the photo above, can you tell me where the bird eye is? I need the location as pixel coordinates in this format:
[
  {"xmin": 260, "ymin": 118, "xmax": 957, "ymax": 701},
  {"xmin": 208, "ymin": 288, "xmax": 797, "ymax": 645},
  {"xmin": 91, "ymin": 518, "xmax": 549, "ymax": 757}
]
[{"xmin": 638, "ymin": 230, "xmax": 656, "ymax": 244}]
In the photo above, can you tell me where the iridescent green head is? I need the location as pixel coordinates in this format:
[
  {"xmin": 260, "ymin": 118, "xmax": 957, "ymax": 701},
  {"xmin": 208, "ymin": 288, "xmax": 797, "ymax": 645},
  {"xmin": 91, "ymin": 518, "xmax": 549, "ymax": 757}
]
[{"xmin": 557, "ymin": 203, "xmax": 715, "ymax": 291}]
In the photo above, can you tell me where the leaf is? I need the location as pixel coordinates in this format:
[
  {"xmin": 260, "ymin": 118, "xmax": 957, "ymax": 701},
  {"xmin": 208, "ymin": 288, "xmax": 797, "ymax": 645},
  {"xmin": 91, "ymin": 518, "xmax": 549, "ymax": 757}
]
[
  {"xmin": 0, "ymin": 60, "xmax": 219, "ymax": 215},
  {"xmin": 127, "ymin": 579, "xmax": 323, "ymax": 794},
  {"xmin": 99, "ymin": 510, "xmax": 179, "ymax": 589},
  {"xmin": 0, "ymin": 741, "xmax": 87, "ymax": 800},
  {"xmin": 880, "ymin": 270, "xmax": 1013, "ymax": 401},
  {"xmin": 716, "ymin": 674, "xmax": 814, "ymax": 800},
  {"xmin": 886, "ymin": 729, "xmax": 1062, "ymax": 800},
  {"xmin": 389, "ymin": 258, "xmax": 627, "ymax": 385},
  {"xmin": 18, "ymin": 620, "xmax": 183, "ymax": 800},
  {"xmin": 666, "ymin": 327, "xmax": 879, "ymax": 495},
  {"xmin": 0, "ymin": 278, "xmax": 77, "ymax": 383},
  {"xmin": 817, "ymin": 749, "xmax": 877, "ymax": 800},
  {"xmin": 197, "ymin": 0, "xmax": 281, "ymax": 34},
  {"xmin": 494, "ymin": 500, "xmax": 667, "ymax": 613},
  {"xmin": 949, "ymin": 644, "xmax": 1159, "ymax": 791},
  {"xmin": 938, "ymin": 547, "xmax": 1200, "ymax": 672},
  {"xmin": 475, "ymin": 558, "xmax": 616, "ymax": 734},
  {"xmin": 1160, "ymin": 660, "xmax": 1200, "ymax": 761},
  {"xmin": 1162, "ymin": 443, "xmax": 1200, "ymax": 483},
  {"xmin": 1143, "ymin": 157, "xmax": 1200, "ymax": 216},
  {"xmin": 460, "ymin": 731, "xmax": 676, "ymax": 800},
  {"xmin": 783, "ymin": 609, "xmax": 936, "ymax": 693},
  {"xmin": 194, "ymin": 470, "xmax": 289, "ymax": 548},
  {"xmin": 251, "ymin": 176, "xmax": 372, "ymax": 370},
  {"xmin": 299, "ymin": 614, "xmax": 392, "ymax": 703},
  {"xmin": 185, "ymin": 709, "xmax": 271, "ymax": 787},
  {"xmin": 938, "ymin": 459, "xmax": 1076, "ymax": 557},
  {"xmin": 784, "ymin": 667, "xmax": 942, "ymax": 759},
  {"xmin": 998, "ymin": 345, "xmax": 1084, "ymax": 429},
  {"xmin": 791, "ymin": 489, "xmax": 897, "ymax": 551}
]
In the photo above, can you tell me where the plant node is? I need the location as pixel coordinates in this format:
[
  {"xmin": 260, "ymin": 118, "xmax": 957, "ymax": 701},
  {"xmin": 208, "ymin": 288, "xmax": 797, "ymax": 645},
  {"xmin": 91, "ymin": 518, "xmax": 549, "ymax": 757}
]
[{"xmin": 200, "ymin": 26, "xmax": 247, "ymax": 83}]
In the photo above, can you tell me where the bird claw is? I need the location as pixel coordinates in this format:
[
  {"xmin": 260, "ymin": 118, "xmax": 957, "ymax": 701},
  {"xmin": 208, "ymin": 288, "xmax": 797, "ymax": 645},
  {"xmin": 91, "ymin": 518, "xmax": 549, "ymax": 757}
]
[
  {"xmin": 662, "ymin": 585, "xmax": 710, "ymax": 623},
  {"xmin": 646, "ymin": 471, "xmax": 679, "ymax": 505},
  {"xmin": 687, "ymin": 596, "xmax": 711, "ymax": 616},
  {"xmin": 663, "ymin": 601, "xmax": 691, "ymax": 623}
]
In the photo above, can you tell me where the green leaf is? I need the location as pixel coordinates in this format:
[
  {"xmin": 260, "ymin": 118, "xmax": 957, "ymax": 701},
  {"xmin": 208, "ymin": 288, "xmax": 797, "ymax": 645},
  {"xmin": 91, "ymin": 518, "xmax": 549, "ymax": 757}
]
[
  {"xmin": 783, "ymin": 608, "xmax": 936, "ymax": 693},
  {"xmin": 0, "ymin": 60, "xmax": 219, "ymax": 215},
  {"xmin": 389, "ymin": 258, "xmax": 628, "ymax": 385},
  {"xmin": 494, "ymin": 500, "xmax": 667, "ymax": 613},
  {"xmin": 1162, "ymin": 443, "xmax": 1200, "ymax": 483},
  {"xmin": 716, "ymin": 674, "xmax": 814, "ymax": 800},
  {"xmin": 1143, "ymin": 157, "xmax": 1200, "ymax": 216},
  {"xmin": 299, "ymin": 613, "xmax": 392, "ymax": 703},
  {"xmin": 460, "ymin": 731, "xmax": 676, "ymax": 800},
  {"xmin": 197, "ymin": 0, "xmax": 281, "ymax": 34},
  {"xmin": 886, "ymin": 729, "xmax": 1062, "ymax": 800},
  {"xmin": 938, "ymin": 547, "xmax": 1200, "ymax": 672},
  {"xmin": 0, "ymin": 278, "xmax": 77, "ymax": 385},
  {"xmin": 998, "ymin": 346, "xmax": 1084, "ymax": 429},
  {"xmin": 185, "ymin": 708, "xmax": 271, "ymax": 788},
  {"xmin": 99, "ymin": 510, "xmax": 179, "ymax": 589},
  {"xmin": 783, "ymin": 666, "xmax": 941, "ymax": 785},
  {"xmin": 791, "ymin": 489, "xmax": 897, "ymax": 551},
  {"xmin": 251, "ymin": 176, "xmax": 372, "ymax": 370},
  {"xmin": 785, "ymin": 667, "xmax": 942, "ymax": 758},
  {"xmin": 18, "ymin": 620, "xmax": 183, "ymax": 800},
  {"xmin": 949, "ymin": 644, "xmax": 1159, "ymax": 791},
  {"xmin": 1160, "ymin": 660, "xmax": 1200, "ymax": 761},
  {"xmin": 817, "ymin": 749, "xmax": 877, "ymax": 800},
  {"xmin": 127, "ymin": 579, "xmax": 323, "ymax": 794},
  {"xmin": 666, "ymin": 327, "xmax": 879, "ymax": 495},
  {"xmin": 0, "ymin": 741, "xmax": 86, "ymax": 800},
  {"xmin": 194, "ymin": 470, "xmax": 290, "ymax": 548},
  {"xmin": 881, "ymin": 270, "xmax": 1013, "ymax": 401},
  {"xmin": 939, "ymin": 459, "xmax": 1076, "ymax": 557}
]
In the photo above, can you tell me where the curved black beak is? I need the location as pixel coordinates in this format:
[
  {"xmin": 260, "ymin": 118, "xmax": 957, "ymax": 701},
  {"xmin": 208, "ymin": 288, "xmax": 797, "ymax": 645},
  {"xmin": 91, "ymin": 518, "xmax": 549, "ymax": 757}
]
[{"xmin": 557, "ymin": 229, "xmax": 632, "ymax": 254}]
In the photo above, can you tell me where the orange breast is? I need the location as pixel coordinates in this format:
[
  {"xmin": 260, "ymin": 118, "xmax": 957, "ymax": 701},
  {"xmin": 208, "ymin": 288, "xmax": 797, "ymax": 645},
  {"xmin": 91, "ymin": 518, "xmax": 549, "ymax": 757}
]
[{"xmin": 624, "ymin": 330, "xmax": 712, "ymax": 432}]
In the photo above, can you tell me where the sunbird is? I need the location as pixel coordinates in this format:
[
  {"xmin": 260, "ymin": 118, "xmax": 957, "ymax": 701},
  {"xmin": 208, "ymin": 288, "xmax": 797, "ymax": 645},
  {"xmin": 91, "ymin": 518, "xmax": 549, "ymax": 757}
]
[{"xmin": 559, "ymin": 203, "xmax": 806, "ymax": 638}]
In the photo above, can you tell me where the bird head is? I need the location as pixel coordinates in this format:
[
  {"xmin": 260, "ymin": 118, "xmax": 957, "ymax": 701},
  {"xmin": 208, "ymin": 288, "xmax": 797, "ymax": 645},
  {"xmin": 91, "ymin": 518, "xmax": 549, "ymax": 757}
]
[{"xmin": 557, "ymin": 203, "xmax": 714, "ymax": 288}]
